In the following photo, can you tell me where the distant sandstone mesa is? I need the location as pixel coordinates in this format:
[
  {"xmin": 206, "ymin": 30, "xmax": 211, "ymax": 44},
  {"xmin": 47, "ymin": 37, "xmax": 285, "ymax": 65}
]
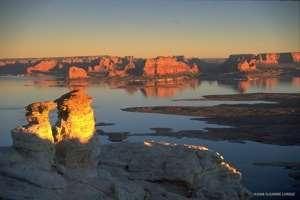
[
  {"xmin": 0, "ymin": 52, "xmax": 299, "ymax": 77},
  {"xmin": 88, "ymin": 56, "xmax": 138, "ymax": 77},
  {"xmin": 224, "ymin": 54, "xmax": 257, "ymax": 73},
  {"xmin": 0, "ymin": 89, "xmax": 250, "ymax": 199},
  {"xmin": 26, "ymin": 60, "xmax": 58, "ymax": 74},
  {"xmin": 68, "ymin": 66, "xmax": 88, "ymax": 79},
  {"xmin": 222, "ymin": 52, "xmax": 300, "ymax": 73},
  {"xmin": 144, "ymin": 56, "xmax": 199, "ymax": 76}
]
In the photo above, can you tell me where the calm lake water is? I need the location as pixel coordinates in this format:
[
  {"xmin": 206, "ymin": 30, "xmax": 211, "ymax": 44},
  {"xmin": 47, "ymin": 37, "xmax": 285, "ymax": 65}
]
[{"xmin": 0, "ymin": 76, "xmax": 300, "ymax": 196}]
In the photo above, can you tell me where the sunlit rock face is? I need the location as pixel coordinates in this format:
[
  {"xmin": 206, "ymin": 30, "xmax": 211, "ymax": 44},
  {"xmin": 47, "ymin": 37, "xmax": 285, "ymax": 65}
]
[
  {"xmin": 26, "ymin": 60, "xmax": 58, "ymax": 74},
  {"xmin": 88, "ymin": 56, "xmax": 138, "ymax": 77},
  {"xmin": 68, "ymin": 66, "xmax": 88, "ymax": 79},
  {"xmin": 54, "ymin": 89, "xmax": 99, "ymax": 168},
  {"xmin": 11, "ymin": 101, "xmax": 56, "ymax": 168},
  {"xmin": 256, "ymin": 53, "xmax": 280, "ymax": 64},
  {"xmin": 144, "ymin": 56, "xmax": 199, "ymax": 76},
  {"xmin": 291, "ymin": 52, "xmax": 300, "ymax": 62},
  {"xmin": 256, "ymin": 52, "xmax": 300, "ymax": 64},
  {"xmin": 224, "ymin": 54, "xmax": 256, "ymax": 73}
]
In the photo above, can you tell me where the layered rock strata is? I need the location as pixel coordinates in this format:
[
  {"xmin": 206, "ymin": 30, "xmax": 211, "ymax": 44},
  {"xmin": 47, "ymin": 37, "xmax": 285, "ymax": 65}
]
[{"xmin": 144, "ymin": 56, "xmax": 199, "ymax": 76}]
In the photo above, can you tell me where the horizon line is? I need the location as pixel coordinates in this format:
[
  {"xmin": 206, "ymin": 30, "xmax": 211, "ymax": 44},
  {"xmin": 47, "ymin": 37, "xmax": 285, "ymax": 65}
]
[{"xmin": 1, "ymin": 51, "xmax": 300, "ymax": 60}]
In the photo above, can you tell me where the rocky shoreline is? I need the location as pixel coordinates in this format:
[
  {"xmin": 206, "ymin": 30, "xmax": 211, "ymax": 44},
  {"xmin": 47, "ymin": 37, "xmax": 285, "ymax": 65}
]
[
  {"xmin": 0, "ymin": 90, "xmax": 250, "ymax": 200},
  {"xmin": 123, "ymin": 93, "xmax": 300, "ymax": 146}
]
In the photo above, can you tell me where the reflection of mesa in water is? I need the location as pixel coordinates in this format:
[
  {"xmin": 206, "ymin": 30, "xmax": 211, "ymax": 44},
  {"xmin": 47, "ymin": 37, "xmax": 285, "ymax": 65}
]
[
  {"xmin": 237, "ymin": 78, "xmax": 279, "ymax": 93},
  {"xmin": 140, "ymin": 78, "xmax": 200, "ymax": 98},
  {"xmin": 28, "ymin": 76, "xmax": 299, "ymax": 97}
]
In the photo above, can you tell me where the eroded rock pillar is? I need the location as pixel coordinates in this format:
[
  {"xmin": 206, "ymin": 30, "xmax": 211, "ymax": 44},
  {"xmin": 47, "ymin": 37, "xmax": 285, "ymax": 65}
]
[
  {"xmin": 54, "ymin": 89, "xmax": 99, "ymax": 169},
  {"xmin": 11, "ymin": 101, "xmax": 56, "ymax": 168}
]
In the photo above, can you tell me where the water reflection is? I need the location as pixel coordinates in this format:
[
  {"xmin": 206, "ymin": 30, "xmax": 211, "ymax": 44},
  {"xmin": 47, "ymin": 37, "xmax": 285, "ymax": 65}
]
[
  {"xmin": 139, "ymin": 78, "xmax": 199, "ymax": 98},
  {"xmin": 292, "ymin": 77, "xmax": 300, "ymax": 87},
  {"xmin": 237, "ymin": 78, "xmax": 278, "ymax": 93},
  {"xmin": 23, "ymin": 76, "xmax": 300, "ymax": 97}
]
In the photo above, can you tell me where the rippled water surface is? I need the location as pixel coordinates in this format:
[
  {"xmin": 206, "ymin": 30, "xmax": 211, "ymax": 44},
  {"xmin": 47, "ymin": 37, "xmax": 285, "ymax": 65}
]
[{"xmin": 0, "ymin": 76, "xmax": 300, "ymax": 196}]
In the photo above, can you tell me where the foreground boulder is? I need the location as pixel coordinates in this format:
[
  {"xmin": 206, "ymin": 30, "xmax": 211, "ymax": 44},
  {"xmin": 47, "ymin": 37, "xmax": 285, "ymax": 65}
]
[
  {"xmin": 0, "ymin": 90, "xmax": 250, "ymax": 200},
  {"xmin": 99, "ymin": 141, "xmax": 250, "ymax": 200}
]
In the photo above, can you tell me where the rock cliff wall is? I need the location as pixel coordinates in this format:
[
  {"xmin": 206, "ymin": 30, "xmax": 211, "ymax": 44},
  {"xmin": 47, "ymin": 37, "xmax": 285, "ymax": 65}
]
[
  {"xmin": 222, "ymin": 52, "xmax": 300, "ymax": 73},
  {"xmin": 143, "ymin": 56, "xmax": 199, "ymax": 76},
  {"xmin": 26, "ymin": 60, "xmax": 58, "ymax": 74},
  {"xmin": 68, "ymin": 66, "xmax": 88, "ymax": 79}
]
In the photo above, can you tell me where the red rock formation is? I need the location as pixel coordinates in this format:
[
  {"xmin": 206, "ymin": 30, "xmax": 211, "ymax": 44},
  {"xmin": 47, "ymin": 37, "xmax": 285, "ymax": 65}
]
[
  {"xmin": 11, "ymin": 101, "xmax": 57, "ymax": 168},
  {"xmin": 68, "ymin": 66, "xmax": 88, "ymax": 79},
  {"xmin": 54, "ymin": 89, "xmax": 99, "ymax": 168},
  {"xmin": 143, "ymin": 56, "xmax": 199, "ymax": 76},
  {"xmin": 224, "ymin": 54, "xmax": 256, "ymax": 73},
  {"xmin": 237, "ymin": 59, "xmax": 256, "ymax": 72},
  {"xmin": 54, "ymin": 89, "xmax": 95, "ymax": 143},
  {"xmin": 26, "ymin": 60, "xmax": 57, "ymax": 74},
  {"xmin": 257, "ymin": 52, "xmax": 300, "ymax": 64},
  {"xmin": 88, "ymin": 56, "xmax": 136, "ymax": 77},
  {"xmin": 291, "ymin": 52, "xmax": 300, "ymax": 62},
  {"xmin": 257, "ymin": 53, "xmax": 279, "ymax": 64}
]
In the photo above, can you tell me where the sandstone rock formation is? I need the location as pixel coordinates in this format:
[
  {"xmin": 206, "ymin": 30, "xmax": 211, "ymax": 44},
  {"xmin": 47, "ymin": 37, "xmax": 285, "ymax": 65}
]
[
  {"xmin": 144, "ymin": 56, "xmax": 199, "ymax": 76},
  {"xmin": 26, "ymin": 60, "xmax": 58, "ymax": 74},
  {"xmin": 0, "ymin": 90, "xmax": 251, "ymax": 200},
  {"xmin": 0, "ymin": 52, "xmax": 299, "ymax": 78},
  {"xmin": 256, "ymin": 53, "xmax": 279, "ymax": 64},
  {"xmin": 68, "ymin": 66, "xmax": 88, "ymax": 79},
  {"xmin": 88, "ymin": 56, "xmax": 139, "ymax": 77},
  {"xmin": 291, "ymin": 52, "xmax": 300, "ymax": 62},
  {"xmin": 223, "ymin": 54, "xmax": 257, "ymax": 73},
  {"xmin": 54, "ymin": 89, "xmax": 99, "ymax": 169},
  {"xmin": 11, "ymin": 101, "xmax": 56, "ymax": 168},
  {"xmin": 254, "ymin": 52, "xmax": 300, "ymax": 64}
]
